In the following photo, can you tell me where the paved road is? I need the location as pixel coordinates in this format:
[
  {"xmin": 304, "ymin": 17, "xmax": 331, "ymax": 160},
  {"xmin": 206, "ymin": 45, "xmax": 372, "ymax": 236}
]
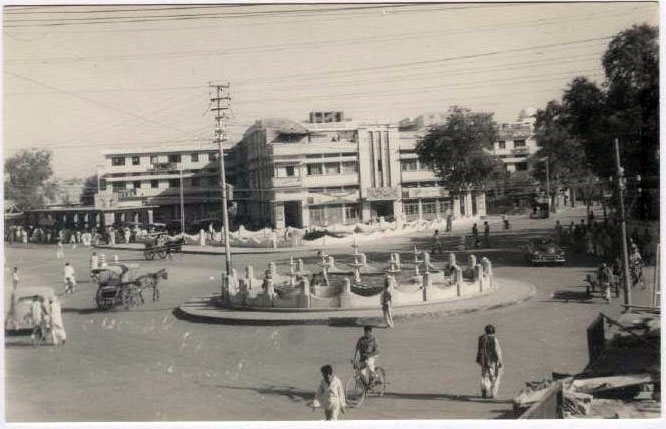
[{"xmin": 3, "ymin": 206, "xmax": 658, "ymax": 421}]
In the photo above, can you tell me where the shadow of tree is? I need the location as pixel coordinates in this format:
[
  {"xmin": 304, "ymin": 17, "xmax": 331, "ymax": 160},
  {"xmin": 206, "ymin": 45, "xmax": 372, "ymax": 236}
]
[
  {"xmin": 213, "ymin": 384, "xmax": 313, "ymax": 403},
  {"xmin": 381, "ymin": 391, "xmax": 512, "ymax": 405}
]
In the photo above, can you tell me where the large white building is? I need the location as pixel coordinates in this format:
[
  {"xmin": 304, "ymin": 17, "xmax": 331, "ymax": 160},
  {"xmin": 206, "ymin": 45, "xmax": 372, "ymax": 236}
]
[
  {"xmin": 231, "ymin": 111, "xmax": 485, "ymax": 229},
  {"xmin": 96, "ymin": 144, "xmax": 227, "ymax": 226}
]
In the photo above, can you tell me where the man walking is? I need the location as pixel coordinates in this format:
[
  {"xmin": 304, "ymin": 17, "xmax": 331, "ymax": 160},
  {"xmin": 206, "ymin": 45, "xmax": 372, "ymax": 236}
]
[
  {"xmin": 380, "ymin": 276, "xmax": 394, "ymax": 328},
  {"xmin": 64, "ymin": 262, "xmax": 76, "ymax": 294},
  {"xmin": 476, "ymin": 324, "xmax": 503, "ymax": 399},
  {"xmin": 598, "ymin": 262, "xmax": 614, "ymax": 304},
  {"xmin": 313, "ymin": 364, "xmax": 346, "ymax": 420}
]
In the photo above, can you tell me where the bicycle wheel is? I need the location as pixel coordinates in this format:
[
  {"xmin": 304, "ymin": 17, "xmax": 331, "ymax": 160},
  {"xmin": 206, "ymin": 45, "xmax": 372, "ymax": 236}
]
[
  {"xmin": 371, "ymin": 368, "xmax": 386, "ymax": 397},
  {"xmin": 345, "ymin": 375, "xmax": 366, "ymax": 408}
]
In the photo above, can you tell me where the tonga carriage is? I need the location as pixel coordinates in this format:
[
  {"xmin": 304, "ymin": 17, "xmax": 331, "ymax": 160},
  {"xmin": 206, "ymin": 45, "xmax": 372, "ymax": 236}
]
[
  {"xmin": 143, "ymin": 234, "xmax": 184, "ymax": 260},
  {"xmin": 92, "ymin": 264, "xmax": 169, "ymax": 310},
  {"xmin": 92, "ymin": 264, "xmax": 143, "ymax": 310}
]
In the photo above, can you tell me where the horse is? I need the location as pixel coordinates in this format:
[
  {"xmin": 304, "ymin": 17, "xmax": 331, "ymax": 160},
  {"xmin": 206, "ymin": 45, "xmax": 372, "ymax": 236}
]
[{"xmin": 136, "ymin": 269, "xmax": 169, "ymax": 302}]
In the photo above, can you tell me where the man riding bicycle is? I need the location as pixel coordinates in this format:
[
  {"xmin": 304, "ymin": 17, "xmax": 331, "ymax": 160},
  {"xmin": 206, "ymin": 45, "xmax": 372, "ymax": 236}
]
[{"xmin": 353, "ymin": 326, "xmax": 379, "ymax": 386}]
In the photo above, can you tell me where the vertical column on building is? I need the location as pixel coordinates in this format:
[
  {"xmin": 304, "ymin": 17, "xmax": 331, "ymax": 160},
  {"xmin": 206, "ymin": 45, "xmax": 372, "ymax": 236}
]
[
  {"xmin": 392, "ymin": 200, "xmax": 403, "ymax": 221},
  {"xmin": 300, "ymin": 202, "xmax": 310, "ymax": 228},
  {"xmin": 147, "ymin": 209, "xmax": 154, "ymax": 225},
  {"xmin": 435, "ymin": 199, "xmax": 441, "ymax": 219},
  {"xmin": 475, "ymin": 193, "xmax": 487, "ymax": 217},
  {"xmin": 361, "ymin": 201, "xmax": 372, "ymax": 222},
  {"xmin": 417, "ymin": 199, "xmax": 423, "ymax": 220},
  {"xmin": 273, "ymin": 202, "xmax": 285, "ymax": 230},
  {"xmin": 341, "ymin": 203, "xmax": 347, "ymax": 225},
  {"xmin": 464, "ymin": 193, "xmax": 473, "ymax": 218},
  {"xmin": 452, "ymin": 197, "xmax": 461, "ymax": 219}
]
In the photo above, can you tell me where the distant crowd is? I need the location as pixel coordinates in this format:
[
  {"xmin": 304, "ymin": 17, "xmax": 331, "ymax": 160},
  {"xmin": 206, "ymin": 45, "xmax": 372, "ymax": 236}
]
[
  {"xmin": 4, "ymin": 224, "xmax": 163, "ymax": 247},
  {"xmin": 554, "ymin": 210, "xmax": 655, "ymax": 264}
]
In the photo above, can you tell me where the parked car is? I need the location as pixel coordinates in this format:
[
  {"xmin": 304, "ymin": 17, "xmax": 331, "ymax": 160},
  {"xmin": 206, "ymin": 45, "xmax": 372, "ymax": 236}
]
[
  {"xmin": 5, "ymin": 287, "xmax": 56, "ymax": 332},
  {"xmin": 523, "ymin": 237, "xmax": 566, "ymax": 265}
]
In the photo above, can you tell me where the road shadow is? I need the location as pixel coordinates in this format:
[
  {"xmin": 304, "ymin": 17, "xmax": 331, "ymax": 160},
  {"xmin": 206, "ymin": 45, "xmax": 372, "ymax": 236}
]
[
  {"xmin": 63, "ymin": 305, "xmax": 173, "ymax": 315},
  {"xmin": 381, "ymin": 391, "xmax": 512, "ymax": 405},
  {"xmin": 4, "ymin": 340, "xmax": 54, "ymax": 348},
  {"xmin": 213, "ymin": 384, "xmax": 312, "ymax": 403}
]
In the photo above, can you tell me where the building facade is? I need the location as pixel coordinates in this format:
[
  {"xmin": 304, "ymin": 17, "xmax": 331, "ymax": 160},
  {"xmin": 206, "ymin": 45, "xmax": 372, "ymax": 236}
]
[
  {"xmin": 232, "ymin": 112, "xmax": 485, "ymax": 229},
  {"xmin": 491, "ymin": 109, "xmax": 540, "ymax": 173},
  {"xmin": 96, "ymin": 144, "xmax": 227, "ymax": 227}
]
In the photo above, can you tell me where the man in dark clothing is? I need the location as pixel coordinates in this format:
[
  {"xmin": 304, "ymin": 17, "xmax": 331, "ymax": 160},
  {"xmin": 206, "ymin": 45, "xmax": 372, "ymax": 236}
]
[
  {"xmin": 472, "ymin": 223, "xmax": 479, "ymax": 248},
  {"xmin": 353, "ymin": 326, "xmax": 379, "ymax": 386},
  {"xmin": 476, "ymin": 324, "xmax": 503, "ymax": 399},
  {"xmin": 483, "ymin": 221, "xmax": 490, "ymax": 248}
]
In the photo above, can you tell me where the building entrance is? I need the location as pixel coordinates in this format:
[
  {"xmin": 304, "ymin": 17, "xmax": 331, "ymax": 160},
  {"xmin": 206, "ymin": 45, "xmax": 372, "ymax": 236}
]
[
  {"xmin": 284, "ymin": 201, "xmax": 301, "ymax": 227},
  {"xmin": 370, "ymin": 201, "xmax": 394, "ymax": 221}
]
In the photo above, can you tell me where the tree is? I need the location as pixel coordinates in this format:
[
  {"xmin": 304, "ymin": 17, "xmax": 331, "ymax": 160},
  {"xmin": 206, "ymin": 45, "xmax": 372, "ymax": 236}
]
[
  {"xmin": 602, "ymin": 24, "xmax": 659, "ymax": 178},
  {"xmin": 415, "ymin": 106, "xmax": 504, "ymax": 201},
  {"xmin": 532, "ymin": 100, "xmax": 591, "ymax": 208},
  {"xmin": 4, "ymin": 149, "xmax": 57, "ymax": 210},
  {"xmin": 80, "ymin": 175, "xmax": 99, "ymax": 205}
]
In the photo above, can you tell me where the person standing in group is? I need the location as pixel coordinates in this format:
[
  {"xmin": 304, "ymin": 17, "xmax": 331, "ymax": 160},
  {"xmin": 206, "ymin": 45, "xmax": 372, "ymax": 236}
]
[
  {"xmin": 432, "ymin": 230, "xmax": 442, "ymax": 255},
  {"xmin": 313, "ymin": 364, "xmax": 346, "ymax": 421},
  {"xmin": 476, "ymin": 324, "xmax": 503, "ymax": 399},
  {"xmin": 380, "ymin": 276, "xmax": 394, "ymax": 329},
  {"xmin": 472, "ymin": 223, "xmax": 479, "ymax": 249},
  {"xmin": 63, "ymin": 262, "xmax": 76, "ymax": 294},
  {"xmin": 483, "ymin": 221, "xmax": 490, "ymax": 248},
  {"xmin": 598, "ymin": 262, "xmax": 614, "ymax": 304},
  {"xmin": 49, "ymin": 297, "xmax": 66, "ymax": 346},
  {"xmin": 30, "ymin": 297, "xmax": 45, "ymax": 344},
  {"xmin": 629, "ymin": 245, "xmax": 645, "ymax": 289},
  {"xmin": 56, "ymin": 236, "xmax": 64, "ymax": 259}
]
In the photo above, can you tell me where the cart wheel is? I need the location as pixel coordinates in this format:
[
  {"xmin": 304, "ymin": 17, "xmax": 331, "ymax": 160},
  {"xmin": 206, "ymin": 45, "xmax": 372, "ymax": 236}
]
[
  {"xmin": 158, "ymin": 248, "xmax": 168, "ymax": 259},
  {"xmin": 144, "ymin": 250, "xmax": 155, "ymax": 261},
  {"xmin": 96, "ymin": 290, "xmax": 114, "ymax": 310}
]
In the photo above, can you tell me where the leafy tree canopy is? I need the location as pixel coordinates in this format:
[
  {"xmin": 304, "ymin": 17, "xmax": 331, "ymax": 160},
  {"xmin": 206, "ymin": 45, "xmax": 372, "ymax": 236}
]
[
  {"xmin": 4, "ymin": 149, "xmax": 57, "ymax": 210},
  {"xmin": 80, "ymin": 175, "xmax": 99, "ymax": 205},
  {"xmin": 415, "ymin": 106, "xmax": 504, "ymax": 195}
]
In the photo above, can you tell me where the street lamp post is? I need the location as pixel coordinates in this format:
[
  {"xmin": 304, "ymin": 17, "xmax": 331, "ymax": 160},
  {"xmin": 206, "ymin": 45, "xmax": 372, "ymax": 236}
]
[{"xmin": 179, "ymin": 162, "xmax": 185, "ymax": 235}]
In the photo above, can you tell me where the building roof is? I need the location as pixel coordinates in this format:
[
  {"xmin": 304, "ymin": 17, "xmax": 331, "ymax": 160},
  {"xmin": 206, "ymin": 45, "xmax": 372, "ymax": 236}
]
[
  {"xmin": 261, "ymin": 118, "xmax": 309, "ymax": 134},
  {"xmin": 101, "ymin": 143, "xmax": 219, "ymax": 156}
]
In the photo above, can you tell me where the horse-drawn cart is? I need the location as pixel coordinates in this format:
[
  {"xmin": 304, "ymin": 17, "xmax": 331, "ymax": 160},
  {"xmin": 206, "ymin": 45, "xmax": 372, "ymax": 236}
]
[
  {"xmin": 92, "ymin": 264, "xmax": 168, "ymax": 310},
  {"xmin": 143, "ymin": 234, "xmax": 184, "ymax": 260}
]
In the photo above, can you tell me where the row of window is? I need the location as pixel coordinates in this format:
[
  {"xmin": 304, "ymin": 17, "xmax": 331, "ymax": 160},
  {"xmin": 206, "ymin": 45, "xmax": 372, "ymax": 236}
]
[
  {"xmin": 110, "ymin": 152, "xmax": 218, "ymax": 166},
  {"xmin": 497, "ymin": 139, "xmax": 527, "ymax": 149},
  {"xmin": 110, "ymin": 177, "xmax": 218, "ymax": 191},
  {"xmin": 109, "ymin": 168, "xmax": 217, "ymax": 178},
  {"xmin": 403, "ymin": 200, "xmax": 450, "ymax": 215},
  {"xmin": 275, "ymin": 161, "xmax": 359, "ymax": 177}
]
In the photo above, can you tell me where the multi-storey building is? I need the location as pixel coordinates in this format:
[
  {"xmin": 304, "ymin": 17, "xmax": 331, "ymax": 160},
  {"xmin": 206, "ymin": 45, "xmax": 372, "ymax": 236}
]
[
  {"xmin": 491, "ymin": 109, "xmax": 540, "ymax": 173},
  {"xmin": 232, "ymin": 111, "xmax": 485, "ymax": 229},
  {"xmin": 95, "ymin": 144, "xmax": 227, "ymax": 227}
]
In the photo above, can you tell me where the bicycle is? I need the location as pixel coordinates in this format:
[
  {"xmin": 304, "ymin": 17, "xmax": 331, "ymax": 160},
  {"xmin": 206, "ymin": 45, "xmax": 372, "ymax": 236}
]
[{"xmin": 345, "ymin": 360, "xmax": 386, "ymax": 407}]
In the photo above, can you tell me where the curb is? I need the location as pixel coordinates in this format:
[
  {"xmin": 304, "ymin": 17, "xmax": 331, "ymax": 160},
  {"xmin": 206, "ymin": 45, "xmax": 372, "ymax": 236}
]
[{"xmin": 173, "ymin": 282, "xmax": 537, "ymax": 327}]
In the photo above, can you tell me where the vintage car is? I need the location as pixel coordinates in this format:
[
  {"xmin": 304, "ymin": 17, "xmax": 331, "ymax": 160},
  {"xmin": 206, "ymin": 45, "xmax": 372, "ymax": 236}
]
[
  {"xmin": 5, "ymin": 286, "xmax": 56, "ymax": 332},
  {"xmin": 523, "ymin": 237, "xmax": 566, "ymax": 265}
]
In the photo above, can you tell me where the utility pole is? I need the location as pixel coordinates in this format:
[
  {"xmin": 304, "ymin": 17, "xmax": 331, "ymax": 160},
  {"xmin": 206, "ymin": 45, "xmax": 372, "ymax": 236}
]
[
  {"xmin": 615, "ymin": 138, "xmax": 631, "ymax": 306},
  {"xmin": 210, "ymin": 83, "xmax": 232, "ymax": 275},
  {"xmin": 545, "ymin": 156, "xmax": 551, "ymax": 215},
  {"xmin": 179, "ymin": 162, "xmax": 185, "ymax": 235}
]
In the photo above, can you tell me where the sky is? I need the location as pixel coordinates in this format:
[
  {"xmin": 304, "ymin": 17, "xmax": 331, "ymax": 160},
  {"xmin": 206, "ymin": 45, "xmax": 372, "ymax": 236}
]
[{"xmin": 2, "ymin": 1, "xmax": 660, "ymax": 181}]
